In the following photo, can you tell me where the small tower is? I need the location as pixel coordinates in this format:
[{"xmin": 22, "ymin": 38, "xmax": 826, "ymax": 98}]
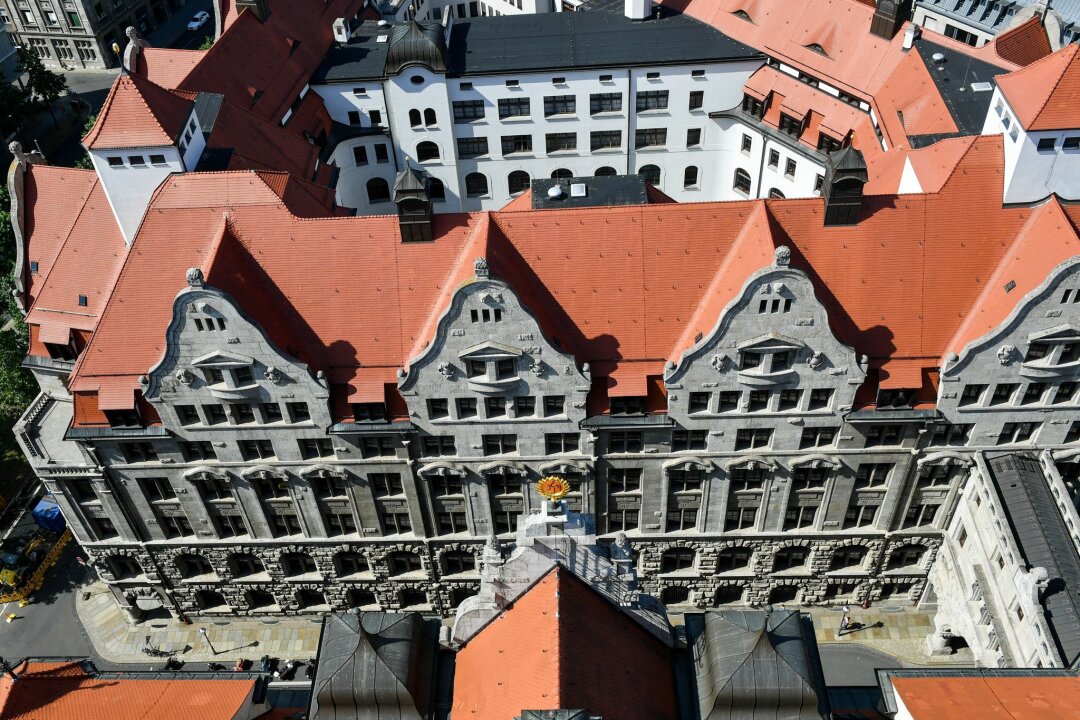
[
  {"xmin": 870, "ymin": 0, "xmax": 907, "ymax": 40},
  {"xmin": 822, "ymin": 144, "xmax": 868, "ymax": 226},
  {"xmin": 394, "ymin": 163, "xmax": 432, "ymax": 243}
]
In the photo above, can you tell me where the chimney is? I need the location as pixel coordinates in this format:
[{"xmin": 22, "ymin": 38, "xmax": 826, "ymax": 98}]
[
  {"xmin": 870, "ymin": 0, "xmax": 909, "ymax": 40},
  {"xmin": 624, "ymin": 0, "xmax": 650, "ymax": 21},
  {"xmin": 822, "ymin": 144, "xmax": 868, "ymax": 226},
  {"xmin": 332, "ymin": 17, "xmax": 349, "ymax": 44},
  {"xmin": 236, "ymin": 0, "xmax": 271, "ymax": 22}
]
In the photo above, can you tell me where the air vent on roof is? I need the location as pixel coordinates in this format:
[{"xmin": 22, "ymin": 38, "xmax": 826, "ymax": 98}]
[
  {"xmin": 378, "ymin": 19, "xmax": 390, "ymax": 26},
  {"xmin": 377, "ymin": 35, "xmax": 389, "ymax": 43},
  {"xmin": 570, "ymin": 183, "xmax": 587, "ymax": 198},
  {"xmin": 970, "ymin": 82, "xmax": 992, "ymax": 92},
  {"xmin": 547, "ymin": 185, "xmax": 564, "ymax": 199},
  {"xmin": 931, "ymin": 52, "xmax": 945, "ymax": 64}
]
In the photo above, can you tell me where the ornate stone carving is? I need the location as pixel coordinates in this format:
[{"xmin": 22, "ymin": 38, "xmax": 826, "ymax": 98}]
[
  {"xmin": 474, "ymin": 257, "xmax": 489, "ymax": 278},
  {"xmin": 175, "ymin": 368, "xmax": 193, "ymax": 386},
  {"xmin": 997, "ymin": 344, "xmax": 1017, "ymax": 366},
  {"xmin": 529, "ymin": 360, "xmax": 545, "ymax": 378},
  {"xmin": 437, "ymin": 361, "xmax": 454, "ymax": 379},
  {"xmin": 185, "ymin": 267, "xmax": 205, "ymax": 287},
  {"xmin": 711, "ymin": 353, "xmax": 730, "ymax": 372},
  {"xmin": 264, "ymin": 366, "xmax": 282, "ymax": 384},
  {"xmin": 807, "ymin": 351, "xmax": 825, "ymax": 370},
  {"xmin": 9, "ymin": 141, "xmax": 45, "ymax": 166},
  {"xmin": 774, "ymin": 245, "xmax": 791, "ymax": 267}
]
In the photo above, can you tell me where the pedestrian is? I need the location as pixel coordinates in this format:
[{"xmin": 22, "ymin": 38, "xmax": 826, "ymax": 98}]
[{"xmin": 839, "ymin": 605, "xmax": 851, "ymax": 635}]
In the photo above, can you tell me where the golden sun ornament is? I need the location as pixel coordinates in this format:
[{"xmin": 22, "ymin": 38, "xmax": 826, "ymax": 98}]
[{"xmin": 536, "ymin": 476, "xmax": 571, "ymax": 502}]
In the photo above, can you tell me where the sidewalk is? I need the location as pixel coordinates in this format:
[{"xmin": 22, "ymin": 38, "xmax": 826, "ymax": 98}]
[
  {"xmin": 75, "ymin": 581, "xmax": 323, "ymax": 664},
  {"xmin": 805, "ymin": 605, "xmax": 975, "ymax": 666}
]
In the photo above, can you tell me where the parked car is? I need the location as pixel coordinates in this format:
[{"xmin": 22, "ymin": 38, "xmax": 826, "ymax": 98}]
[{"xmin": 188, "ymin": 11, "xmax": 210, "ymax": 31}]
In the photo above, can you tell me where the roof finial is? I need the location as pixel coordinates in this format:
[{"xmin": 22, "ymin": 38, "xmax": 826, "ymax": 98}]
[
  {"xmin": 474, "ymin": 257, "xmax": 489, "ymax": 278},
  {"xmin": 185, "ymin": 267, "xmax": 204, "ymax": 287}
]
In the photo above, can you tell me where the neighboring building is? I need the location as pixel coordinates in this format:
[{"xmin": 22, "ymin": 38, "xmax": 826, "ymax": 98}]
[
  {"xmin": 878, "ymin": 667, "xmax": 1080, "ymax": 719},
  {"xmin": 6, "ymin": 0, "xmax": 1080, "ymax": 634},
  {"xmin": 913, "ymin": 0, "xmax": 1080, "ymax": 49},
  {"xmin": 0, "ymin": 22, "xmax": 17, "ymax": 82},
  {"xmin": 0, "ymin": 659, "xmax": 274, "ymax": 718},
  {"xmin": 0, "ymin": 0, "xmax": 202, "ymax": 70}
]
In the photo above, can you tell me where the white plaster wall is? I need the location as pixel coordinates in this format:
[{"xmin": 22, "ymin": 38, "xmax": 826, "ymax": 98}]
[
  {"xmin": 312, "ymin": 84, "xmax": 389, "ymax": 129},
  {"xmin": 90, "ymin": 145, "xmax": 183, "ymax": 245}
]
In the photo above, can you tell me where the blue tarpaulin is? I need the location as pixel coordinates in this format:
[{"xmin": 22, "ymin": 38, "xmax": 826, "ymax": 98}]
[{"xmin": 32, "ymin": 497, "xmax": 66, "ymax": 533}]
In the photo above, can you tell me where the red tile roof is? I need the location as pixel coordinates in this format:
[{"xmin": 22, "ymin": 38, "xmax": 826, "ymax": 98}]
[
  {"xmin": 996, "ymin": 44, "xmax": 1080, "ymax": 130},
  {"xmin": 82, "ymin": 74, "xmax": 195, "ymax": 150},
  {"xmin": 451, "ymin": 566, "xmax": 677, "ymax": 720},
  {"xmin": 989, "ymin": 16, "xmax": 1053, "ymax": 67},
  {"xmin": 0, "ymin": 661, "xmax": 257, "ymax": 720},
  {"xmin": 891, "ymin": 676, "xmax": 1080, "ymax": 719},
  {"xmin": 136, "ymin": 48, "xmax": 206, "ymax": 89}
]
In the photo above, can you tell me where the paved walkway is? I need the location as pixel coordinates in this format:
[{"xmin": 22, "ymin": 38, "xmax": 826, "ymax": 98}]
[
  {"xmin": 75, "ymin": 581, "xmax": 323, "ymax": 664},
  {"xmin": 806, "ymin": 605, "xmax": 975, "ymax": 666}
]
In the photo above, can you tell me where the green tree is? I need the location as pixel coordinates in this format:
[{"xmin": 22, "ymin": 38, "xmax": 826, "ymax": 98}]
[
  {"xmin": 74, "ymin": 114, "xmax": 97, "ymax": 169},
  {"xmin": 198, "ymin": 37, "xmax": 215, "ymax": 51},
  {"xmin": 0, "ymin": 82, "xmax": 34, "ymax": 139},
  {"xmin": 0, "ymin": 183, "xmax": 36, "ymax": 418},
  {"xmin": 16, "ymin": 48, "xmax": 68, "ymax": 125}
]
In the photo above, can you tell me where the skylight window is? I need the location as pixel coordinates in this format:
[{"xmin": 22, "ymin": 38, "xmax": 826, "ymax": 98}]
[
  {"xmin": 806, "ymin": 43, "xmax": 828, "ymax": 57},
  {"xmin": 732, "ymin": 9, "xmax": 752, "ymax": 21}
]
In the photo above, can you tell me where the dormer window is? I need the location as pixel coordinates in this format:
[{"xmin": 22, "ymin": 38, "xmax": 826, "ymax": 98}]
[
  {"xmin": 44, "ymin": 342, "xmax": 78, "ymax": 361},
  {"xmin": 105, "ymin": 408, "xmax": 141, "ymax": 428},
  {"xmin": 192, "ymin": 316, "xmax": 226, "ymax": 331},
  {"xmin": 496, "ymin": 358, "xmax": 516, "ymax": 380},
  {"xmin": 232, "ymin": 366, "xmax": 254, "ymax": 385},
  {"xmin": 610, "ymin": 397, "xmax": 644, "ymax": 415},
  {"xmin": 877, "ymin": 389, "xmax": 914, "ymax": 409},
  {"xmin": 352, "ymin": 403, "xmax": 387, "ymax": 423},
  {"xmin": 204, "ymin": 368, "xmax": 224, "ymax": 384},
  {"xmin": 470, "ymin": 308, "xmax": 503, "ymax": 322}
]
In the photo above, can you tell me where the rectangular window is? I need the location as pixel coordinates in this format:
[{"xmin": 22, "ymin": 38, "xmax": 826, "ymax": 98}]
[
  {"xmin": 1021, "ymin": 383, "xmax": 1047, "ymax": 405},
  {"xmin": 482, "ymin": 434, "xmax": 517, "ymax": 455},
  {"xmin": 105, "ymin": 409, "xmax": 141, "ymax": 428},
  {"xmin": 990, "ymin": 383, "xmax": 1018, "ymax": 406},
  {"xmin": 929, "ymin": 423, "xmax": 972, "ymax": 446},
  {"xmin": 608, "ymin": 467, "xmax": 641, "ymax": 493},
  {"xmin": 120, "ymin": 442, "xmax": 157, "ymax": 463},
  {"xmin": 864, "ymin": 424, "xmax": 904, "ymax": 447},
  {"xmin": 546, "ymin": 132, "xmax": 577, "ymax": 153},
  {"xmin": 353, "ymin": 146, "xmax": 368, "ymax": 165},
  {"xmin": 687, "ymin": 128, "xmax": 702, "ymax": 147},
  {"xmin": 667, "ymin": 508, "xmax": 698, "ymax": 532},
  {"xmin": 768, "ymin": 149, "xmax": 779, "ymax": 167},
  {"xmin": 180, "ymin": 441, "xmax": 216, "ymax": 462},
  {"xmin": 159, "ymin": 514, "xmax": 194, "ymax": 539},
  {"xmin": 176, "ymin": 405, "xmax": 200, "ymax": 426},
  {"xmin": 778, "ymin": 389, "xmax": 802, "ymax": 411},
  {"xmin": 688, "ymin": 90, "xmax": 704, "ymax": 110},
  {"xmin": 453, "ymin": 99, "xmax": 485, "ymax": 123},
  {"xmin": 428, "ymin": 398, "xmax": 449, "ymax": 419},
  {"xmin": 610, "ymin": 397, "xmax": 644, "ymax": 415},
  {"xmin": 542, "ymin": 395, "xmax": 565, "ymax": 416},
  {"xmin": 239, "ymin": 439, "xmax": 275, "ymax": 460},
  {"xmin": 543, "ymin": 94, "xmax": 576, "ymax": 116},
  {"xmin": 734, "ymin": 428, "xmax": 771, "ymax": 450},
  {"xmin": 347, "ymin": 110, "xmax": 360, "ymax": 125},
  {"xmin": 457, "ymin": 137, "xmax": 489, "ymax": 158},
  {"xmin": 421, "ymin": 436, "xmax": 457, "ymax": 456},
  {"xmin": 1055, "ymin": 382, "xmax": 1077, "ymax": 404},
  {"xmin": 485, "ymin": 396, "xmax": 506, "ymax": 418},
  {"xmin": 997, "ymin": 422, "xmax": 1039, "ymax": 444},
  {"xmin": 358, "ymin": 436, "xmax": 396, "ymax": 458},
  {"xmin": 371, "ymin": 473, "xmax": 403, "ymax": 497},
  {"xmin": 742, "ymin": 94, "xmax": 764, "ymax": 117},
  {"xmin": 298, "ymin": 438, "xmax": 334, "ymax": 459},
  {"xmin": 140, "ymin": 477, "xmax": 175, "ymax": 502},
  {"xmin": 501, "ymin": 134, "xmax": 533, "ymax": 155},
  {"xmin": 724, "ymin": 506, "xmax": 756, "ymax": 531},
  {"xmin": 325, "ymin": 510, "xmax": 357, "ymax": 537},
  {"xmin": 959, "ymin": 384, "xmax": 987, "ymax": 407},
  {"xmin": 545, "ymin": 433, "xmax": 579, "ymax": 454},
  {"xmin": 590, "ymin": 130, "xmax": 621, "ymax": 151},
  {"xmin": 671, "ymin": 429, "xmax": 707, "ymax": 451},
  {"xmin": 689, "ymin": 392, "xmax": 711, "ymax": 413},
  {"xmin": 498, "ymin": 97, "xmax": 531, "ymax": 119},
  {"xmin": 370, "ymin": 110, "xmax": 382, "ymax": 125},
  {"xmin": 456, "ymin": 397, "xmax": 478, "ymax": 418},
  {"xmin": 514, "ymin": 396, "xmax": 535, "ymax": 416},
  {"xmin": 375, "ymin": 145, "xmax": 389, "ymax": 163},
  {"xmin": 636, "ymin": 90, "xmax": 669, "ymax": 112},
  {"xmin": 231, "ymin": 402, "xmax": 256, "ymax": 424},
  {"xmin": 149, "ymin": 154, "xmax": 166, "ymax": 166},
  {"xmin": 261, "ymin": 402, "xmax": 283, "ymax": 423},
  {"xmin": 496, "ymin": 358, "xmax": 516, "ymax": 379},
  {"xmin": 778, "ymin": 113, "xmax": 802, "ymax": 137},
  {"xmin": 352, "ymin": 403, "xmax": 385, "ymax": 422},
  {"xmin": 785, "ymin": 158, "xmax": 797, "ymax": 177},
  {"xmin": 799, "ymin": 426, "xmax": 837, "ymax": 449},
  {"xmin": 268, "ymin": 511, "xmax": 302, "ymax": 538},
  {"xmin": 589, "ymin": 92, "xmax": 622, "ymax": 114},
  {"xmin": 717, "ymin": 391, "xmax": 740, "ymax": 412},
  {"xmin": 747, "ymin": 390, "xmax": 769, "ymax": 412},
  {"xmin": 741, "ymin": 134, "xmax": 752, "ymax": 152},
  {"xmin": 635, "ymin": 128, "xmax": 667, "ymax": 149},
  {"xmin": 609, "ymin": 431, "xmax": 644, "ymax": 453},
  {"xmin": 1037, "ymin": 137, "xmax": 1056, "ymax": 152}
]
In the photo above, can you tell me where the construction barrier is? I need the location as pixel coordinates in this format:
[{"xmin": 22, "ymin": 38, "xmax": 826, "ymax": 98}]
[{"xmin": 0, "ymin": 529, "xmax": 72, "ymax": 604}]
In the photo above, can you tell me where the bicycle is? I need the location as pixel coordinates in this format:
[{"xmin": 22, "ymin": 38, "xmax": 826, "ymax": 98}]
[{"xmin": 141, "ymin": 645, "xmax": 174, "ymax": 658}]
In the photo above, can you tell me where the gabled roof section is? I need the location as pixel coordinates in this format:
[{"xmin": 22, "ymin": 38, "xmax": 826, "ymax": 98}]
[
  {"xmin": 891, "ymin": 675, "xmax": 1080, "ymax": 720},
  {"xmin": 996, "ymin": 44, "xmax": 1080, "ymax": 130},
  {"xmin": 136, "ymin": 48, "xmax": 206, "ymax": 89},
  {"xmin": 83, "ymin": 73, "xmax": 195, "ymax": 150},
  {"xmin": 945, "ymin": 196, "xmax": 1080, "ymax": 360},
  {"xmin": 451, "ymin": 566, "xmax": 677, "ymax": 720},
  {"xmin": 989, "ymin": 16, "xmax": 1053, "ymax": 67},
  {"xmin": 690, "ymin": 609, "xmax": 824, "ymax": 720}
]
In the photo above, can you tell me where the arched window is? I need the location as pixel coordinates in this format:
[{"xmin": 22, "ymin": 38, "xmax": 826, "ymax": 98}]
[
  {"xmin": 661, "ymin": 548, "xmax": 696, "ymax": 573},
  {"xmin": 427, "ymin": 177, "xmax": 446, "ymax": 201},
  {"xmin": 551, "ymin": 168, "xmax": 573, "ymax": 180},
  {"xmin": 281, "ymin": 552, "xmax": 317, "ymax": 577},
  {"xmin": 508, "ymin": 170, "xmax": 531, "ymax": 195},
  {"xmin": 733, "ymin": 168, "xmax": 752, "ymax": 194},
  {"xmin": 683, "ymin": 165, "xmax": 699, "ymax": 188},
  {"xmin": 366, "ymin": 177, "xmax": 391, "ymax": 204},
  {"xmin": 768, "ymin": 187, "xmax": 786, "ymax": 199},
  {"xmin": 443, "ymin": 550, "xmax": 476, "ymax": 575},
  {"xmin": 417, "ymin": 141, "xmax": 440, "ymax": 162},
  {"xmin": 715, "ymin": 547, "xmax": 751, "ymax": 572},
  {"xmin": 228, "ymin": 553, "xmax": 265, "ymax": 578},
  {"xmin": 886, "ymin": 543, "xmax": 927, "ymax": 570},
  {"xmin": 194, "ymin": 589, "xmax": 228, "ymax": 610},
  {"xmin": 347, "ymin": 587, "xmax": 378, "ymax": 609},
  {"xmin": 594, "ymin": 166, "xmax": 617, "ymax": 177},
  {"xmin": 386, "ymin": 551, "xmax": 422, "ymax": 576},
  {"xmin": 333, "ymin": 551, "xmax": 369, "ymax": 577},
  {"xmin": 408, "ymin": 108, "xmax": 422, "ymax": 127},
  {"xmin": 175, "ymin": 553, "xmax": 213, "ymax": 579},
  {"xmin": 829, "ymin": 545, "xmax": 868, "ymax": 571},
  {"xmin": 638, "ymin": 164, "xmax": 661, "ymax": 186},
  {"xmin": 423, "ymin": 108, "xmax": 437, "ymax": 126},
  {"xmin": 465, "ymin": 172, "xmax": 488, "ymax": 197},
  {"xmin": 773, "ymin": 545, "xmax": 810, "ymax": 571},
  {"xmin": 105, "ymin": 555, "xmax": 142, "ymax": 580}
]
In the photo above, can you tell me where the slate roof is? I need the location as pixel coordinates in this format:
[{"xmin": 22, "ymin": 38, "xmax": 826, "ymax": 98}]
[
  {"xmin": 687, "ymin": 609, "xmax": 827, "ymax": 720},
  {"xmin": 996, "ymin": 44, "xmax": 1080, "ymax": 130},
  {"xmin": 989, "ymin": 16, "xmax": 1053, "ymax": 67},
  {"xmin": 309, "ymin": 612, "xmax": 437, "ymax": 720},
  {"xmin": 530, "ymin": 175, "xmax": 649, "ymax": 210},
  {"xmin": 912, "ymin": 39, "xmax": 1009, "ymax": 136},
  {"xmin": 445, "ymin": 0, "xmax": 759, "ymax": 76},
  {"xmin": 451, "ymin": 565, "xmax": 678, "ymax": 720},
  {"xmin": 985, "ymin": 452, "xmax": 1080, "ymax": 667},
  {"xmin": 0, "ymin": 661, "xmax": 258, "ymax": 720}
]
